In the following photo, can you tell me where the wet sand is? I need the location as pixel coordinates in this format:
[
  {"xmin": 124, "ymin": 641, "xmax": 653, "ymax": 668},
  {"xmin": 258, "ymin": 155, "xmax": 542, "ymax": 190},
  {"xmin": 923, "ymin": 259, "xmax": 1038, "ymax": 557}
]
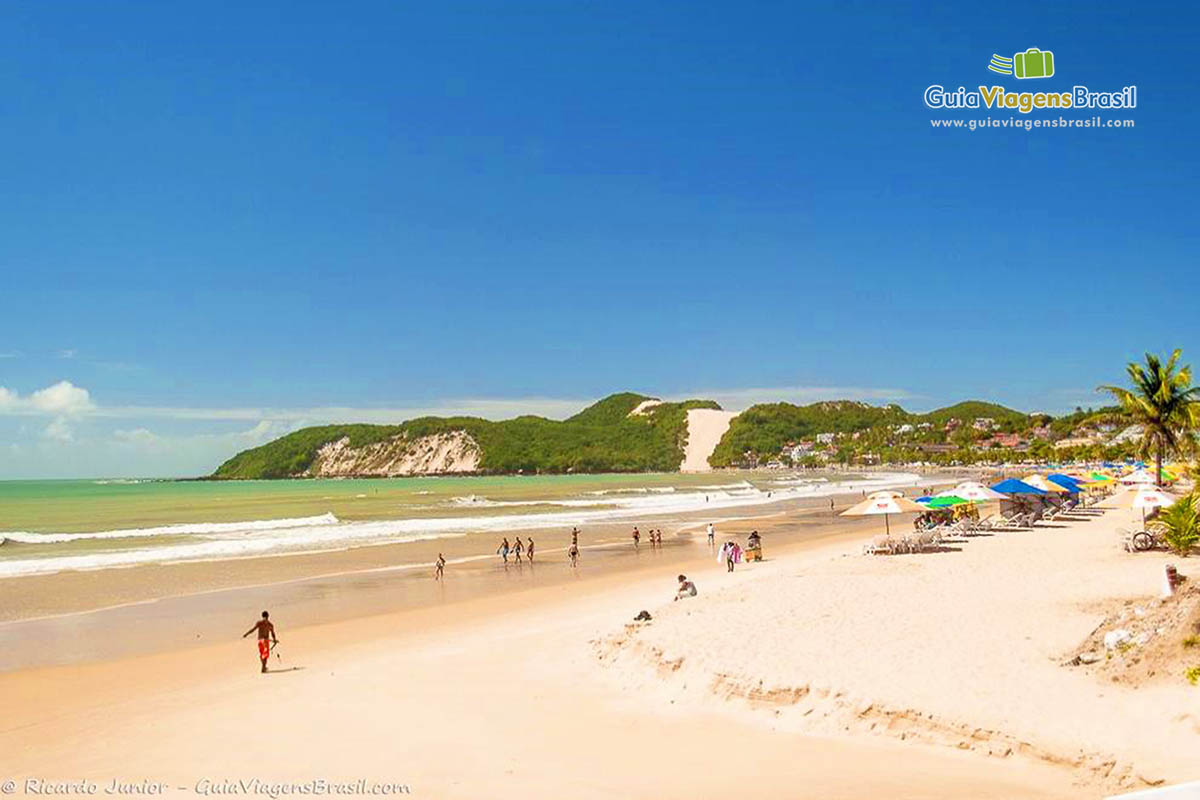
[{"xmin": 0, "ymin": 490, "xmax": 903, "ymax": 671}]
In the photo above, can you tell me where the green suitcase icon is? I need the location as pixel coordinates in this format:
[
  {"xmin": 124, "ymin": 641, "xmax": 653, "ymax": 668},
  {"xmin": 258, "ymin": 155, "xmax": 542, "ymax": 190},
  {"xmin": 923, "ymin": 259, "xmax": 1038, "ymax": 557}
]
[{"xmin": 1014, "ymin": 48, "xmax": 1054, "ymax": 79}]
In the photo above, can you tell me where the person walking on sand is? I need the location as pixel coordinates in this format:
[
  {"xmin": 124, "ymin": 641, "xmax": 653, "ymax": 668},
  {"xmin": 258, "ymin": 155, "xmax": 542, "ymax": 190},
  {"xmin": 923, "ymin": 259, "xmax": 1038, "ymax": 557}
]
[
  {"xmin": 242, "ymin": 611, "xmax": 278, "ymax": 674},
  {"xmin": 571, "ymin": 527, "xmax": 579, "ymax": 547},
  {"xmin": 513, "ymin": 537, "xmax": 524, "ymax": 563},
  {"xmin": 526, "ymin": 537, "xmax": 535, "ymax": 562},
  {"xmin": 706, "ymin": 522, "xmax": 715, "ymax": 546},
  {"xmin": 498, "ymin": 538, "xmax": 510, "ymax": 564},
  {"xmin": 434, "ymin": 553, "xmax": 446, "ymax": 580},
  {"xmin": 632, "ymin": 527, "xmax": 640, "ymax": 549},
  {"xmin": 568, "ymin": 541, "xmax": 579, "ymax": 568}
]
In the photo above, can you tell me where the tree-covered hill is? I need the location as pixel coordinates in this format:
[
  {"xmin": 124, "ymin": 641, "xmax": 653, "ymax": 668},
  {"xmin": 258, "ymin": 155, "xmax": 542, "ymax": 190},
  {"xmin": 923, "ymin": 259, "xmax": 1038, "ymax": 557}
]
[{"xmin": 212, "ymin": 393, "xmax": 720, "ymax": 478}]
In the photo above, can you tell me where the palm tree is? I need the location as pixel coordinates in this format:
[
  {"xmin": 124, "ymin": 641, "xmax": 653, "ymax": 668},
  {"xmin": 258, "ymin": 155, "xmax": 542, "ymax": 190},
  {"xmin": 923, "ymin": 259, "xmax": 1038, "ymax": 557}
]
[{"xmin": 1099, "ymin": 349, "xmax": 1200, "ymax": 486}]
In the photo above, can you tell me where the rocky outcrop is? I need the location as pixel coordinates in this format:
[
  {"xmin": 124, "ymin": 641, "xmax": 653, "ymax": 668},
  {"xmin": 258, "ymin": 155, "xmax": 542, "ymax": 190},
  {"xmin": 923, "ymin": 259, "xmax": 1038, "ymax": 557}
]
[{"xmin": 305, "ymin": 431, "xmax": 481, "ymax": 477}]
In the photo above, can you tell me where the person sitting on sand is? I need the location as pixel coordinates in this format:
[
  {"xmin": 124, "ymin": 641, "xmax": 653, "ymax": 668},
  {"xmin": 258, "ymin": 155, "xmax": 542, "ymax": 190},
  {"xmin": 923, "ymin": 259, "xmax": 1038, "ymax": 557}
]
[
  {"xmin": 674, "ymin": 574, "xmax": 697, "ymax": 601},
  {"xmin": 242, "ymin": 611, "xmax": 278, "ymax": 674},
  {"xmin": 526, "ymin": 537, "xmax": 535, "ymax": 562},
  {"xmin": 498, "ymin": 538, "xmax": 510, "ymax": 563},
  {"xmin": 435, "ymin": 553, "xmax": 445, "ymax": 580}
]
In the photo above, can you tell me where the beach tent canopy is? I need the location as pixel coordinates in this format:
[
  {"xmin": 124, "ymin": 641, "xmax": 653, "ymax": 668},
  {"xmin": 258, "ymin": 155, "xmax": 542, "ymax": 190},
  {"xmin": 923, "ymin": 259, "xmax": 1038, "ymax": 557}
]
[{"xmin": 990, "ymin": 478, "xmax": 1048, "ymax": 496}]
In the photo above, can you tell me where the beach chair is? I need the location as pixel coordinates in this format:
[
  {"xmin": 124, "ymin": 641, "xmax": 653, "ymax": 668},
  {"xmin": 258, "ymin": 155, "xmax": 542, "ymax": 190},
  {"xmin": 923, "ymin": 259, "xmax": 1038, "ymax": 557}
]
[
  {"xmin": 912, "ymin": 529, "xmax": 942, "ymax": 552},
  {"xmin": 971, "ymin": 514, "xmax": 997, "ymax": 532},
  {"xmin": 863, "ymin": 536, "xmax": 896, "ymax": 555}
]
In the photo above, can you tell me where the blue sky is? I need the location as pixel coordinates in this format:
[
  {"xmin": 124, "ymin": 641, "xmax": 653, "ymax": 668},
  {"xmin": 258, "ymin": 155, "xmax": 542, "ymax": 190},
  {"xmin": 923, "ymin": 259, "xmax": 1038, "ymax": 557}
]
[{"xmin": 1, "ymin": 1, "xmax": 1196, "ymax": 477}]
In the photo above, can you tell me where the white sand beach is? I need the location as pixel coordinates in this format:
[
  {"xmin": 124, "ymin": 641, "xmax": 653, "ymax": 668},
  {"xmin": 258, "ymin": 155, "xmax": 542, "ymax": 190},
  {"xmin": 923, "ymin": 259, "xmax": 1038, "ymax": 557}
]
[{"xmin": 3, "ymin": 493, "xmax": 1196, "ymax": 798}]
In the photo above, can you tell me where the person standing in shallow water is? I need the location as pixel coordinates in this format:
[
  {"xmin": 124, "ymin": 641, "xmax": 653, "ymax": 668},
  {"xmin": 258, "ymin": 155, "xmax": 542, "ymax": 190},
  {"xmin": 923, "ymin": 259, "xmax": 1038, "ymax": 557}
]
[
  {"xmin": 242, "ymin": 611, "xmax": 278, "ymax": 674},
  {"xmin": 632, "ymin": 527, "xmax": 640, "ymax": 549},
  {"xmin": 434, "ymin": 553, "xmax": 445, "ymax": 580}
]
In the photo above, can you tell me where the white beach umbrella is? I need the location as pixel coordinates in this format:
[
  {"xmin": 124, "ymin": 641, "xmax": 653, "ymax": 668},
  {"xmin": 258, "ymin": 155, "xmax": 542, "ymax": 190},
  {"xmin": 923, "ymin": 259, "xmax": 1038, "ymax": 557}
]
[
  {"xmin": 867, "ymin": 490, "xmax": 905, "ymax": 500},
  {"xmin": 1099, "ymin": 486, "xmax": 1176, "ymax": 527},
  {"xmin": 842, "ymin": 494, "xmax": 926, "ymax": 536},
  {"xmin": 1121, "ymin": 468, "xmax": 1157, "ymax": 485},
  {"xmin": 944, "ymin": 482, "xmax": 1007, "ymax": 502}
]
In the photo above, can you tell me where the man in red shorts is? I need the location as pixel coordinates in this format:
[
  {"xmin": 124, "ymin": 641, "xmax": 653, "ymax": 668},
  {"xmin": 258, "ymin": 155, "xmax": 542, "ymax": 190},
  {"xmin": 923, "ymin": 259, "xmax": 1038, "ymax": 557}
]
[{"xmin": 242, "ymin": 610, "xmax": 278, "ymax": 673}]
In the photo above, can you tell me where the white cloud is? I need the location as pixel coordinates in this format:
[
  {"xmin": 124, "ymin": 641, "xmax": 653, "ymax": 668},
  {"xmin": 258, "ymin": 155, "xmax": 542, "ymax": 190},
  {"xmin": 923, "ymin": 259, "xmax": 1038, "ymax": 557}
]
[
  {"xmin": 0, "ymin": 352, "xmax": 19, "ymax": 359},
  {"xmin": 43, "ymin": 417, "xmax": 75, "ymax": 442},
  {"xmin": 113, "ymin": 427, "xmax": 163, "ymax": 448},
  {"xmin": 56, "ymin": 349, "xmax": 78, "ymax": 359},
  {"xmin": 30, "ymin": 381, "xmax": 96, "ymax": 416},
  {"xmin": 0, "ymin": 381, "xmax": 95, "ymax": 417}
]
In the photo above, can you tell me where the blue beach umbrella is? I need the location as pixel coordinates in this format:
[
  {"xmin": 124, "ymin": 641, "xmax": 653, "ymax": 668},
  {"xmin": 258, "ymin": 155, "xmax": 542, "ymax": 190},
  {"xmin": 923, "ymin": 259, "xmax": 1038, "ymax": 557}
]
[
  {"xmin": 1046, "ymin": 474, "xmax": 1085, "ymax": 493},
  {"xmin": 990, "ymin": 478, "xmax": 1048, "ymax": 496}
]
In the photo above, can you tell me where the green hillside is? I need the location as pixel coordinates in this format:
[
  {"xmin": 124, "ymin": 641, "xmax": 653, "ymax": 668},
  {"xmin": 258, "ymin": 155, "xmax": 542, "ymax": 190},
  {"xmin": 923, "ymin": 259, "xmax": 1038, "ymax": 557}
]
[
  {"xmin": 212, "ymin": 394, "xmax": 720, "ymax": 478},
  {"xmin": 707, "ymin": 401, "xmax": 912, "ymax": 467},
  {"xmin": 917, "ymin": 400, "xmax": 1028, "ymax": 426},
  {"xmin": 706, "ymin": 399, "xmax": 1036, "ymax": 467}
]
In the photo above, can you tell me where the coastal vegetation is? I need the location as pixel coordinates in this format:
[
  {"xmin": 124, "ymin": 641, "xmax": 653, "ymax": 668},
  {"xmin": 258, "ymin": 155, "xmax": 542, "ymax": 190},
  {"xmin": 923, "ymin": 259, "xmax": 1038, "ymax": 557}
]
[
  {"xmin": 1099, "ymin": 349, "xmax": 1200, "ymax": 486},
  {"xmin": 213, "ymin": 393, "xmax": 718, "ymax": 479},
  {"xmin": 1157, "ymin": 492, "xmax": 1200, "ymax": 557},
  {"xmin": 215, "ymin": 350, "xmax": 1200, "ymax": 478}
]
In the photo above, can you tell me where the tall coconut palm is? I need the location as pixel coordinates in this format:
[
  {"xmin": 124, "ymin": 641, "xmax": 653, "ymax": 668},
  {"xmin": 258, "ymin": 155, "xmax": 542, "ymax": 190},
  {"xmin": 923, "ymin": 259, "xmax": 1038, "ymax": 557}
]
[{"xmin": 1099, "ymin": 349, "xmax": 1200, "ymax": 486}]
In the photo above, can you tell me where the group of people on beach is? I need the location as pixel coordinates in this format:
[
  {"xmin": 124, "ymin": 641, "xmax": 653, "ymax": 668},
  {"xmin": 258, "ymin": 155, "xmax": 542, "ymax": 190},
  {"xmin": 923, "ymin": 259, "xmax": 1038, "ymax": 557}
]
[
  {"xmin": 631, "ymin": 526, "xmax": 665, "ymax": 549},
  {"xmin": 246, "ymin": 519, "xmax": 762, "ymax": 672},
  {"xmin": 496, "ymin": 536, "xmax": 536, "ymax": 564}
]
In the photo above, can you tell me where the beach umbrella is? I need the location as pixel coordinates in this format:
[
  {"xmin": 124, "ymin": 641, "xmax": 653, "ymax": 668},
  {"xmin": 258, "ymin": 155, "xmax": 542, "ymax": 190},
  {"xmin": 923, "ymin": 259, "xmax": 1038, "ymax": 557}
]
[
  {"xmin": 1046, "ymin": 474, "xmax": 1085, "ymax": 493},
  {"xmin": 925, "ymin": 495, "xmax": 968, "ymax": 509},
  {"xmin": 1100, "ymin": 486, "xmax": 1176, "ymax": 527},
  {"xmin": 1121, "ymin": 468, "xmax": 1157, "ymax": 485},
  {"xmin": 947, "ymin": 481, "xmax": 1007, "ymax": 502},
  {"xmin": 867, "ymin": 490, "xmax": 905, "ymax": 500},
  {"xmin": 990, "ymin": 478, "xmax": 1048, "ymax": 496},
  {"xmin": 1022, "ymin": 474, "xmax": 1069, "ymax": 494},
  {"xmin": 842, "ymin": 494, "xmax": 926, "ymax": 536}
]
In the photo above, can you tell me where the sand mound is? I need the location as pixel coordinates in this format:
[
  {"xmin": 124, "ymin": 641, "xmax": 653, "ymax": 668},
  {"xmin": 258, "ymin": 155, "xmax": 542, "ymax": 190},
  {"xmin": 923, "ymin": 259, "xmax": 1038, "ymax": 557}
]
[
  {"xmin": 628, "ymin": 399, "xmax": 664, "ymax": 416},
  {"xmin": 680, "ymin": 408, "xmax": 738, "ymax": 472}
]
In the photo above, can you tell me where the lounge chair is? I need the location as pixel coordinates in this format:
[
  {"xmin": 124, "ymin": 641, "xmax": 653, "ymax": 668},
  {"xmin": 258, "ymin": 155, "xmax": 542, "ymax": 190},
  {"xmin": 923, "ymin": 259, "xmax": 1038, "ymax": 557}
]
[{"xmin": 863, "ymin": 536, "xmax": 896, "ymax": 555}]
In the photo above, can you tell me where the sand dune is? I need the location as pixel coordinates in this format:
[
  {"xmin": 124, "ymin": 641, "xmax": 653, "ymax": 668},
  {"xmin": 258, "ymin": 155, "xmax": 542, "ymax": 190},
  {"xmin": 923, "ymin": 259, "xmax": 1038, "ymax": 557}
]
[{"xmin": 681, "ymin": 408, "xmax": 738, "ymax": 471}]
